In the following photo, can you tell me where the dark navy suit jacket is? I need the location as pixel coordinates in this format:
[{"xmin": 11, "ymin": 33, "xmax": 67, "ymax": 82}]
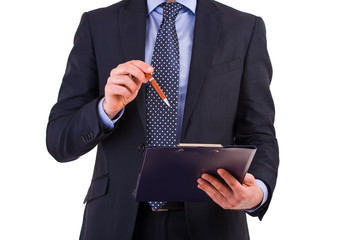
[{"xmin": 46, "ymin": 0, "xmax": 279, "ymax": 239}]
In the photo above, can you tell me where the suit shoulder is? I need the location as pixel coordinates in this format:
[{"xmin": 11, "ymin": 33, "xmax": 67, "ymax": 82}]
[
  {"xmin": 85, "ymin": 0, "xmax": 129, "ymax": 19},
  {"xmin": 213, "ymin": 1, "xmax": 259, "ymax": 23}
]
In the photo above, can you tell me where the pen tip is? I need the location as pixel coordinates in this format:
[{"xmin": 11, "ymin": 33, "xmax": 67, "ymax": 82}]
[{"xmin": 164, "ymin": 99, "xmax": 171, "ymax": 108}]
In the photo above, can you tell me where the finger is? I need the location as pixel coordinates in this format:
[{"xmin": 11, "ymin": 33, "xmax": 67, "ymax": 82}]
[
  {"xmin": 201, "ymin": 173, "xmax": 234, "ymax": 199},
  {"xmin": 129, "ymin": 60, "xmax": 154, "ymax": 74},
  {"xmin": 127, "ymin": 61, "xmax": 153, "ymax": 84},
  {"xmin": 197, "ymin": 178, "xmax": 229, "ymax": 208},
  {"xmin": 108, "ymin": 75, "xmax": 140, "ymax": 94},
  {"xmin": 106, "ymin": 84, "xmax": 134, "ymax": 99},
  {"xmin": 217, "ymin": 169, "xmax": 243, "ymax": 192},
  {"xmin": 110, "ymin": 63, "xmax": 144, "ymax": 80},
  {"xmin": 110, "ymin": 61, "xmax": 153, "ymax": 83}
]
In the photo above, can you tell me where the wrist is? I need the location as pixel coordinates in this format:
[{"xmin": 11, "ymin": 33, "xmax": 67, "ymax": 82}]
[
  {"xmin": 102, "ymin": 99, "xmax": 119, "ymax": 120},
  {"xmin": 253, "ymin": 186, "xmax": 264, "ymax": 208},
  {"xmin": 246, "ymin": 179, "xmax": 268, "ymax": 212}
]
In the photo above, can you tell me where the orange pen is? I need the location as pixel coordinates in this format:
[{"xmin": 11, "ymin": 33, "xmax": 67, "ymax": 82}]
[{"xmin": 145, "ymin": 73, "xmax": 171, "ymax": 108}]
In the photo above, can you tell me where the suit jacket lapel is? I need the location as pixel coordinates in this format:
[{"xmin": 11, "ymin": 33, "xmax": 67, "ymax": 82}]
[
  {"xmin": 181, "ymin": 0, "xmax": 221, "ymax": 139},
  {"xmin": 118, "ymin": 0, "xmax": 148, "ymax": 130}
]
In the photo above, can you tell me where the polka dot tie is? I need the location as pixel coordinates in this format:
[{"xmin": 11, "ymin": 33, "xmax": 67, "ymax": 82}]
[{"xmin": 146, "ymin": 2, "xmax": 184, "ymax": 211}]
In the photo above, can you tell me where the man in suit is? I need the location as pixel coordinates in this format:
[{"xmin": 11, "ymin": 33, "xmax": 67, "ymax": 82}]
[{"xmin": 46, "ymin": 0, "xmax": 279, "ymax": 239}]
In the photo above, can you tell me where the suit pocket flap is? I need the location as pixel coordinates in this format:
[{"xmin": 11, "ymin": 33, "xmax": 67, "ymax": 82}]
[
  {"xmin": 208, "ymin": 58, "xmax": 242, "ymax": 76},
  {"xmin": 83, "ymin": 175, "xmax": 109, "ymax": 203}
]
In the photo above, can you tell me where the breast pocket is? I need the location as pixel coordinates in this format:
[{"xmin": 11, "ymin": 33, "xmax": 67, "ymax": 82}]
[{"xmin": 207, "ymin": 58, "xmax": 243, "ymax": 77}]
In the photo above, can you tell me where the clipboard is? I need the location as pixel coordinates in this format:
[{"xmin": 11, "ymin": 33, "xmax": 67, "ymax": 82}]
[{"xmin": 134, "ymin": 144, "xmax": 257, "ymax": 202}]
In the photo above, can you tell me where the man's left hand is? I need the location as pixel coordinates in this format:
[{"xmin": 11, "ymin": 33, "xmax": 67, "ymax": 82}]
[{"xmin": 197, "ymin": 170, "xmax": 263, "ymax": 210}]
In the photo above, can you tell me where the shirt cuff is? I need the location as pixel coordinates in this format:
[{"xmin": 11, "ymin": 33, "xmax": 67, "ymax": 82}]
[
  {"xmin": 97, "ymin": 97, "xmax": 124, "ymax": 129},
  {"xmin": 246, "ymin": 179, "xmax": 269, "ymax": 213}
]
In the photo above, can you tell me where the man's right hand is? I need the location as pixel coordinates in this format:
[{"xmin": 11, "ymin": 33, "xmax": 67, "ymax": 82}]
[{"xmin": 103, "ymin": 60, "xmax": 153, "ymax": 119}]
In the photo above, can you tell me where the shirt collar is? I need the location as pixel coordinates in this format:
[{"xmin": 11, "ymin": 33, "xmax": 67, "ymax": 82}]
[{"xmin": 147, "ymin": 0, "xmax": 196, "ymax": 15}]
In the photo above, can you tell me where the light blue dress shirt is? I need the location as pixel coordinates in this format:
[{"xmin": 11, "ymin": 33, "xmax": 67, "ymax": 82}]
[{"xmin": 97, "ymin": 0, "xmax": 268, "ymax": 211}]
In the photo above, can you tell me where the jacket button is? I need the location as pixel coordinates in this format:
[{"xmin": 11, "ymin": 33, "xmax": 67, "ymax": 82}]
[{"xmin": 138, "ymin": 144, "xmax": 145, "ymax": 153}]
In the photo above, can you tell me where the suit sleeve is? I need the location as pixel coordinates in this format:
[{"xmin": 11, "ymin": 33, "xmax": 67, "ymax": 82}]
[
  {"xmin": 234, "ymin": 17, "xmax": 279, "ymax": 220},
  {"xmin": 46, "ymin": 12, "xmax": 111, "ymax": 162}
]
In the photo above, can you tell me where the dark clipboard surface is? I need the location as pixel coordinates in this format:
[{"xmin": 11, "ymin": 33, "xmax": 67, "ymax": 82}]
[{"xmin": 134, "ymin": 145, "xmax": 256, "ymax": 202}]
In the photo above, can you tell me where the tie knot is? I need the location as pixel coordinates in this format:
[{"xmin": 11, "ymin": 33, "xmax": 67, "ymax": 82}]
[{"xmin": 162, "ymin": 2, "xmax": 184, "ymax": 21}]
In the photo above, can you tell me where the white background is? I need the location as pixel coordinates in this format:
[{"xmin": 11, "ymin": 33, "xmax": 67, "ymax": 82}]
[{"xmin": 1, "ymin": 0, "xmax": 360, "ymax": 239}]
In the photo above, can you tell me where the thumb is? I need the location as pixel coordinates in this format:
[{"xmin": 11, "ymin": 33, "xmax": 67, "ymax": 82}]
[{"xmin": 242, "ymin": 173, "xmax": 256, "ymax": 186}]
